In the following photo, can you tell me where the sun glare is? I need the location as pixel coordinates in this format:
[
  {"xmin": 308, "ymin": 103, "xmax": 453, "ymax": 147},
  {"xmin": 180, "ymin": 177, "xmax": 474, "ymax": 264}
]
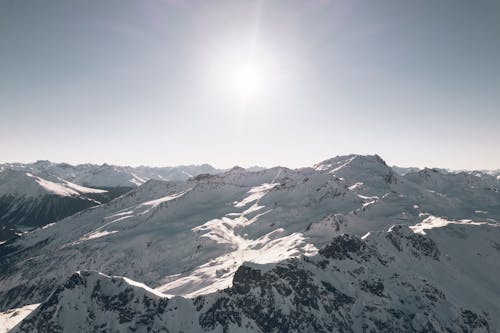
[
  {"xmin": 202, "ymin": 45, "xmax": 280, "ymax": 104},
  {"xmin": 232, "ymin": 63, "xmax": 263, "ymax": 99}
]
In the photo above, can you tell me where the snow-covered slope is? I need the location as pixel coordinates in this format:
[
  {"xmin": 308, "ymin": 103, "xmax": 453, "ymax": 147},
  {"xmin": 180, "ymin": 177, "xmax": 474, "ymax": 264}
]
[
  {"xmin": 0, "ymin": 169, "xmax": 106, "ymax": 198},
  {"xmin": 0, "ymin": 160, "xmax": 221, "ymax": 241},
  {"xmin": 0, "ymin": 303, "xmax": 38, "ymax": 333},
  {"xmin": 12, "ymin": 223, "xmax": 500, "ymax": 332},
  {"xmin": 0, "ymin": 170, "xmax": 114, "ymax": 242},
  {"xmin": 403, "ymin": 168, "xmax": 500, "ymax": 220}
]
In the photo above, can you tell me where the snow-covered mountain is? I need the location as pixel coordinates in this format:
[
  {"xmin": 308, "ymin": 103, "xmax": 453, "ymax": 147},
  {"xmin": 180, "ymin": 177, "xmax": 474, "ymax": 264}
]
[
  {"xmin": 0, "ymin": 162, "xmax": 223, "ymax": 242},
  {"xmin": 469, "ymin": 169, "xmax": 500, "ymax": 179},
  {"xmin": 0, "ymin": 169, "xmax": 115, "ymax": 242},
  {"xmin": 1, "ymin": 161, "xmax": 222, "ymax": 188},
  {"xmin": 0, "ymin": 154, "xmax": 498, "ymax": 332},
  {"xmin": 12, "ymin": 223, "xmax": 500, "ymax": 332}
]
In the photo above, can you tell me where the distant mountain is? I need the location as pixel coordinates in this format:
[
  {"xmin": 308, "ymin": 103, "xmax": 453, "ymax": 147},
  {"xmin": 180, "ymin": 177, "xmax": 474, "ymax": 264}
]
[
  {"xmin": 468, "ymin": 169, "xmax": 500, "ymax": 180},
  {"xmin": 391, "ymin": 165, "xmax": 420, "ymax": 175},
  {"xmin": 1, "ymin": 161, "xmax": 223, "ymax": 188}
]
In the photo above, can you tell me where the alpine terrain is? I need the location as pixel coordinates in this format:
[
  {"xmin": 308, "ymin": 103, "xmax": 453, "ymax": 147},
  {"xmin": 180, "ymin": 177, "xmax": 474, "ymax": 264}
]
[
  {"xmin": 0, "ymin": 155, "xmax": 498, "ymax": 332},
  {"xmin": 0, "ymin": 162, "xmax": 222, "ymax": 242}
]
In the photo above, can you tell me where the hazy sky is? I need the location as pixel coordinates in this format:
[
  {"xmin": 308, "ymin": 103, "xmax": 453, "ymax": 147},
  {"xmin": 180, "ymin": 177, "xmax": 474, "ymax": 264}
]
[{"xmin": 1, "ymin": 0, "xmax": 499, "ymax": 169}]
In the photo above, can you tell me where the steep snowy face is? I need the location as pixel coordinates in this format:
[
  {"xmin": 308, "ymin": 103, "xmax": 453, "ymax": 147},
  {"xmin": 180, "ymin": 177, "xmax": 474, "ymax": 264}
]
[
  {"xmin": 12, "ymin": 224, "xmax": 500, "ymax": 333},
  {"xmin": 1, "ymin": 154, "xmax": 500, "ymax": 313}
]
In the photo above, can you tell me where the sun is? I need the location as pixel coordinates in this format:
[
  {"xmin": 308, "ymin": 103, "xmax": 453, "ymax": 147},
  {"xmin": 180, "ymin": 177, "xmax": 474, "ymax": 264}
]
[
  {"xmin": 232, "ymin": 63, "xmax": 264, "ymax": 100},
  {"xmin": 201, "ymin": 46, "xmax": 278, "ymax": 103}
]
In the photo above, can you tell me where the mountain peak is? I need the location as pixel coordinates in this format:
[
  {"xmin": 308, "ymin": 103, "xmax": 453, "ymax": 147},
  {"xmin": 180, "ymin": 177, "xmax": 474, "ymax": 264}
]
[
  {"xmin": 314, "ymin": 154, "xmax": 388, "ymax": 172},
  {"xmin": 228, "ymin": 166, "xmax": 246, "ymax": 172}
]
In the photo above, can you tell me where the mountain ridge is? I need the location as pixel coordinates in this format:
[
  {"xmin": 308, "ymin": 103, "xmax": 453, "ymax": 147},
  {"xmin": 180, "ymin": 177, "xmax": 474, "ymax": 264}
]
[{"xmin": 0, "ymin": 154, "xmax": 499, "ymax": 332}]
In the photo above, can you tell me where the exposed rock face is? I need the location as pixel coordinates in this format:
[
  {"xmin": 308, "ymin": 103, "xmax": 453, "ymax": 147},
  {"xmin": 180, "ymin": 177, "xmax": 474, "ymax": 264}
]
[
  {"xmin": 12, "ymin": 225, "xmax": 500, "ymax": 333},
  {"xmin": 385, "ymin": 225, "xmax": 440, "ymax": 259},
  {"xmin": 318, "ymin": 234, "xmax": 367, "ymax": 260},
  {"xmin": 15, "ymin": 271, "xmax": 176, "ymax": 333}
]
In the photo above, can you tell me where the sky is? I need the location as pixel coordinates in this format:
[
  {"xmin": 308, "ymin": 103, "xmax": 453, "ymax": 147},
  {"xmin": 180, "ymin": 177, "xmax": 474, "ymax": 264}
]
[{"xmin": 1, "ymin": 0, "xmax": 499, "ymax": 169}]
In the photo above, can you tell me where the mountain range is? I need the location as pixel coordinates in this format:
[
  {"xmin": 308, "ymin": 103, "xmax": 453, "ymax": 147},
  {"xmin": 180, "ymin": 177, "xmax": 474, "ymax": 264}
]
[
  {"xmin": 0, "ymin": 162, "xmax": 223, "ymax": 242},
  {"xmin": 0, "ymin": 155, "xmax": 498, "ymax": 332}
]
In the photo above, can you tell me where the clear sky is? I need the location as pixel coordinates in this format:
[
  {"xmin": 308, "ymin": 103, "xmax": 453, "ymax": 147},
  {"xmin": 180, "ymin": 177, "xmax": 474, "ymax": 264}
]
[{"xmin": 1, "ymin": 0, "xmax": 499, "ymax": 169}]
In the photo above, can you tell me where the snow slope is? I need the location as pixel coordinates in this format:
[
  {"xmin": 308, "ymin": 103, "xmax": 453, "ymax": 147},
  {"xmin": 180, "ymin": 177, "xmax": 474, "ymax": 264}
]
[
  {"xmin": 0, "ymin": 170, "xmax": 114, "ymax": 242},
  {"xmin": 0, "ymin": 161, "xmax": 223, "ymax": 242},
  {"xmin": 0, "ymin": 303, "xmax": 38, "ymax": 333},
  {"xmin": 0, "ymin": 169, "xmax": 106, "ymax": 199}
]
